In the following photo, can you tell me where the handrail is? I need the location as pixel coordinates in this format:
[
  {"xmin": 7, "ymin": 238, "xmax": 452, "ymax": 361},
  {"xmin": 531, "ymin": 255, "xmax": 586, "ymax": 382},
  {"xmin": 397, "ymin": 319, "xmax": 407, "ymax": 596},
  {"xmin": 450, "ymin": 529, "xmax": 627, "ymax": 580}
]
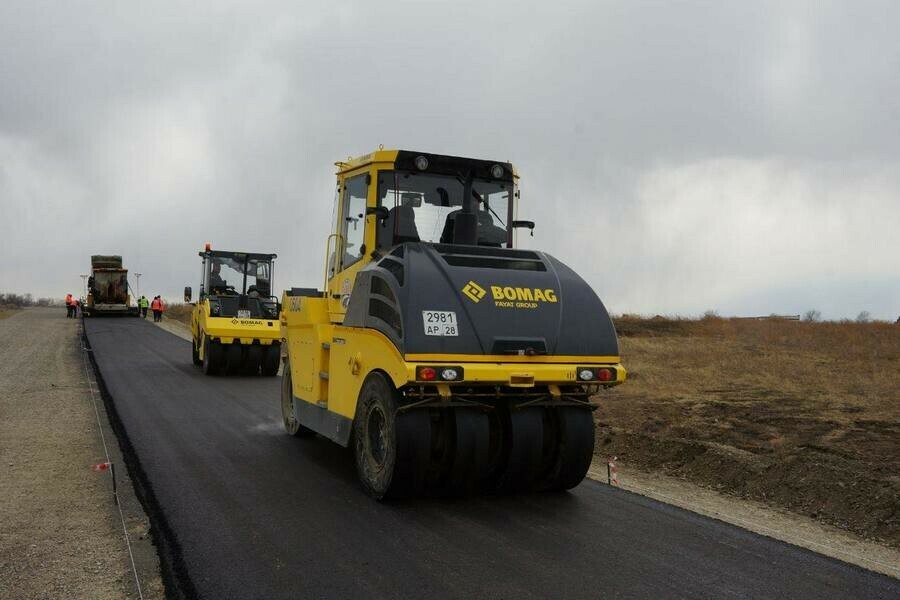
[{"xmin": 322, "ymin": 233, "xmax": 343, "ymax": 296}]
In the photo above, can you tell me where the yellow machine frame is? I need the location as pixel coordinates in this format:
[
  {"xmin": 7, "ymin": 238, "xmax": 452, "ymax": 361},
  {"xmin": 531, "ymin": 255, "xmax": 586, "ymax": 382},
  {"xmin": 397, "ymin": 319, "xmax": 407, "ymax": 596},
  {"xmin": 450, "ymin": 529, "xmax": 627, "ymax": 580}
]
[{"xmin": 193, "ymin": 306, "xmax": 281, "ymax": 356}]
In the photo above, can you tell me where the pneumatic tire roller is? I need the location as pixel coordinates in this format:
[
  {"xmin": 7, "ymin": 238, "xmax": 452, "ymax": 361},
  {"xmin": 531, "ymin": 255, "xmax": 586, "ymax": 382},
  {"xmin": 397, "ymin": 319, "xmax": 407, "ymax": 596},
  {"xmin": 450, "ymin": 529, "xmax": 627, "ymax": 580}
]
[
  {"xmin": 185, "ymin": 246, "xmax": 282, "ymax": 376},
  {"xmin": 281, "ymin": 149, "xmax": 625, "ymax": 499}
]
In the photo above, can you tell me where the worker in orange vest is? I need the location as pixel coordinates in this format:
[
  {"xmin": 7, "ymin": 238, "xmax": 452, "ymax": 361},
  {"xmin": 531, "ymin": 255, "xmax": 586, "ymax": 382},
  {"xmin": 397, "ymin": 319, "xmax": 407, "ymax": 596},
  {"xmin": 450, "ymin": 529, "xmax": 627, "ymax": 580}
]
[
  {"xmin": 65, "ymin": 293, "xmax": 75, "ymax": 318},
  {"xmin": 150, "ymin": 295, "xmax": 165, "ymax": 322}
]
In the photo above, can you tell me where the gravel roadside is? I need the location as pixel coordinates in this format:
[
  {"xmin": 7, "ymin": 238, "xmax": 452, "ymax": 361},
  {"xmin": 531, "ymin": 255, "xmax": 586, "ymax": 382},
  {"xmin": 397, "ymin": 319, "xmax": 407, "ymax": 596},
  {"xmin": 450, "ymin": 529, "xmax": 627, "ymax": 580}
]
[{"xmin": 0, "ymin": 308, "xmax": 164, "ymax": 599}]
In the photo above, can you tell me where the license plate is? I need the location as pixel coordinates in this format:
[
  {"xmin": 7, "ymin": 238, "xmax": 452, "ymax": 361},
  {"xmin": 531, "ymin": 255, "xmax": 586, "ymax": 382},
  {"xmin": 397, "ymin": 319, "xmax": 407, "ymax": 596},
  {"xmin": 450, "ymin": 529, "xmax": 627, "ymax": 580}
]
[
  {"xmin": 422, "ymin": 310, "xmax": 458, "ymax": 336},
  {"xmin": 237, "ymin": 309, "xmax": 251, "ymax": 318}
]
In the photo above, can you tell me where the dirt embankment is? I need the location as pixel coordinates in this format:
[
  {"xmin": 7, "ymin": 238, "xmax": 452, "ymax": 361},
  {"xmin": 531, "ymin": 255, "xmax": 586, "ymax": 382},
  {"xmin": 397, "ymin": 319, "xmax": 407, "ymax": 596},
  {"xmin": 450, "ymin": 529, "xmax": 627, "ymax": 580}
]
[
  {"xmin": 161, "ymin": 303, "xmax": 191, "ymax": 327},
  {"xmin": 596, "ymin": 317, "xmax": 900, "ymax": 548},
  {"xmin": 0, "ymin": 308, "xmax": 163, "ymax": 599}
]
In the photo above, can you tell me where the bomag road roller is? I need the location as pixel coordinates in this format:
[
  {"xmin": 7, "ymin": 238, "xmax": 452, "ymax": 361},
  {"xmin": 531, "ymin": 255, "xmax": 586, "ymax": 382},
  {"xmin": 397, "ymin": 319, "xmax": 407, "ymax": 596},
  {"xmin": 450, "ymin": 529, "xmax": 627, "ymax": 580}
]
[
  {"xmin": 281, "ymin": 149, "xmax": 625, "ymax": 499},
  {"xmin": 185, "ymin": 245, "xmax": 281, "ymax": 376}
]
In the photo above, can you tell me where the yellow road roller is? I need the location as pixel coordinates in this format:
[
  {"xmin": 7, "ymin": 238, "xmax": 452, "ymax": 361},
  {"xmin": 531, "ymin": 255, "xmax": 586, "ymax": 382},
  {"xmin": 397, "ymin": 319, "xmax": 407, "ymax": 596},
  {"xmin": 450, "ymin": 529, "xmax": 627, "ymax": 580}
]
[
  {"xmin": 281, "ymin": 149, "xmax": 625, "ymax": 498},
  {"xmin": 185, "ymin": 245, "xmax": 281, "ymax": 376}
]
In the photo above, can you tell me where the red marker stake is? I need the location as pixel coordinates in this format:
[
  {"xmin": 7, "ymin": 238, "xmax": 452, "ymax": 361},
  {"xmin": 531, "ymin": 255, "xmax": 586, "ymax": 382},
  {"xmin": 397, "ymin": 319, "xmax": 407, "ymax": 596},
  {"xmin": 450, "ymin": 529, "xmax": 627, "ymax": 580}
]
[
  {"xmin": 91, "ymin": 462, "xmax": 117, "ymax": 503},
  {"xmin": 607, "ymin": 456, "xmax": 619, "ymax": 486}
]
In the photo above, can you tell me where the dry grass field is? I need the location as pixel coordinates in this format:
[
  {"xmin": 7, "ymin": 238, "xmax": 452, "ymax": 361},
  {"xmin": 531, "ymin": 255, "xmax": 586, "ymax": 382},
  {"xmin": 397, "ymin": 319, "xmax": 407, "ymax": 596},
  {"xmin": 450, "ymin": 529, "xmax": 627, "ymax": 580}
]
[{"xmin": 597, "ymin": 316, "xmax": 900, "ymax": 547}]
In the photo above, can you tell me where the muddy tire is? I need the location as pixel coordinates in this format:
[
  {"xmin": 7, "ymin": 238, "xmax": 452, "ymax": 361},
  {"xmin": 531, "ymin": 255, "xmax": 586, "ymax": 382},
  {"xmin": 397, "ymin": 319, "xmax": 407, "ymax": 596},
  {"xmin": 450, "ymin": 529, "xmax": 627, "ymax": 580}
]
[
  {"xmin": 353, "ymin": 372, "xmax": 430, "ymax": 500},
  {"xmin": 281, "ymin": 359, "xmax": 316, "ymax": 438}
]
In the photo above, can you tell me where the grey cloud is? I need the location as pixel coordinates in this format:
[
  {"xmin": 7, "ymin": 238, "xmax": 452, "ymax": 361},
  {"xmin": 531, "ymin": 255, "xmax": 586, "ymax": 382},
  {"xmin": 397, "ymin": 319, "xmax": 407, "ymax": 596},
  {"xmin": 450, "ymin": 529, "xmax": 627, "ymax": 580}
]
[{"xmin": 1, "ymin": 0, "xmax": 898, "ymax": 319}]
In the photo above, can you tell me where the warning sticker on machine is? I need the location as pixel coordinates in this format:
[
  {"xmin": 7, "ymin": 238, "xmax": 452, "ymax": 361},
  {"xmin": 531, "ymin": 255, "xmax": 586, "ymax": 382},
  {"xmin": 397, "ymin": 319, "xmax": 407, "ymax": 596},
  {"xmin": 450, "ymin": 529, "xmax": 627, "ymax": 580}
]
[{"xmin": 422, "ymin": 311, "xmax": 458, "ymax": 336}]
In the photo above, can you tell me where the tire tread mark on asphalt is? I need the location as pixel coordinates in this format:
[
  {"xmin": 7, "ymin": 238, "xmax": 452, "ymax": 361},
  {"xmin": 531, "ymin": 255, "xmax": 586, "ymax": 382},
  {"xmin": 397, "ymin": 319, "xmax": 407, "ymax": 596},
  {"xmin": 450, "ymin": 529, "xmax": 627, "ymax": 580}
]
[{"xmin": 82, "ymin": 322, "xmax": 199, "ymax": 600}]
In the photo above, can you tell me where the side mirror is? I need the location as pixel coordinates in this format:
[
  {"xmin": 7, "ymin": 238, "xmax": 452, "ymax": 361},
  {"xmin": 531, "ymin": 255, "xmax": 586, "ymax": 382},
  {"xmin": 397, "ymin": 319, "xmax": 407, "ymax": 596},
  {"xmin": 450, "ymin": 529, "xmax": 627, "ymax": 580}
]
[
  {"xmin": 184, "ymin": 286, "xmax": 192, "ymax": 302},
  {"xmin": 366, "ymin": 206, "xmax": 389, "ymax": 221}
]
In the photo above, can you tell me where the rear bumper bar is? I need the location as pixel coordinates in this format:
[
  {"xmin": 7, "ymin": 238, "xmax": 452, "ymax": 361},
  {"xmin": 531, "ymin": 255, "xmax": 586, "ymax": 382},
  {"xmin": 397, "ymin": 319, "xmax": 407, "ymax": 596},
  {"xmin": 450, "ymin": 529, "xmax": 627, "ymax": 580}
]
[{"xmin": 403, "ymin": 361, "xmax": 626, "ymax": 387}]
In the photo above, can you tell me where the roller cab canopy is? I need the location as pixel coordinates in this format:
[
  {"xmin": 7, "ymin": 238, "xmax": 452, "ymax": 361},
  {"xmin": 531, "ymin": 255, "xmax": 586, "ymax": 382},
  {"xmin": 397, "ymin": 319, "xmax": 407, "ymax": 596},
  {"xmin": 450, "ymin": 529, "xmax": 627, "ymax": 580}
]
[
  {"xmin": 325, "ymin": 149, "xmax": 529, "ymax": 320},
  {"xmin": 198, "ymin": 248, "xmax": 278, "ymax": 304}
]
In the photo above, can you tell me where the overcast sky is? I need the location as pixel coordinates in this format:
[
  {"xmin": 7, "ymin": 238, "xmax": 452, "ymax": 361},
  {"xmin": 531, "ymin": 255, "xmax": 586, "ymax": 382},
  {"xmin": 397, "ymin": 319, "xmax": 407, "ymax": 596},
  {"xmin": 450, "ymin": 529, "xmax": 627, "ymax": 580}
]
[{"xmin": 1, "ymin": 1, "xmax": 898, "ymax": 320}]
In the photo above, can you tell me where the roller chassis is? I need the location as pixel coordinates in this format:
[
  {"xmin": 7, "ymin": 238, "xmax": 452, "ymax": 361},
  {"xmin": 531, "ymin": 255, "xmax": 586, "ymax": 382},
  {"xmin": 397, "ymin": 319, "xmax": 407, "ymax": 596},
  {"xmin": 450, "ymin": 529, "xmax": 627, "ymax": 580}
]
[
  {"xmin": 282, "ymin": 360, "xmax": 611, "ymax": 499},
  {"xmin": 397, "ymin": 384, "xmax": 600, "ymax": 412},
  {"xmin": 379, "ymin": 380, "xmax": 606, "ymax": 496}
]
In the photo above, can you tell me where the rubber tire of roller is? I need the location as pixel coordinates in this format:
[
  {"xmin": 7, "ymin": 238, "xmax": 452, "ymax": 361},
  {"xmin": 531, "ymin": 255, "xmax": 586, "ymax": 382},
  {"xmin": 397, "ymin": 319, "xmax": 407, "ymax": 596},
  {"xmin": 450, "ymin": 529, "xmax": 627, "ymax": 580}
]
[
  {"xmin": 224, "ymin": 343, "xmax": 243, "ymax": 375},
  {"xmin": 281, "ymin": 359, "xmax": 316, "ymax": 438},
  {"xmin": 202, "ymin": 338, "xmax": 222, "ymax": 376},
  {"xmin": 446, "ymin": 409, "xmax": 491, "ymax": 495},
  {"xmin": 243, "ymin": 345, "xmax": 263, "ymax": 375},
  {"xmin": 537, "ymin": 407, "xmax": 595, "ymax": 492},
  {"xmin": 191, "ymin": 337, "xmax": 202, "ymax": 366},
  {"xmin": 493, "ymin": 406, "xmax": 544, "ymax": 493},
  {"xmin": 353, "ymin": 372, "xmax": 430, "ymax": 500},
  {"xmin": 261, "ymin": 344, "xmax": 280, "ymax": 377}
]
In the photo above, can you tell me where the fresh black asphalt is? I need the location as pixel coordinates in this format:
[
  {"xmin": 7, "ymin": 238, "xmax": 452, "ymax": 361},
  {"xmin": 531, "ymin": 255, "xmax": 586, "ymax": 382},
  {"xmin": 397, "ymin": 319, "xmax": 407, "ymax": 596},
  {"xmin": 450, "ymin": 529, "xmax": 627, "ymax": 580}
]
[{"xmin": 83, "ymin": 317, "xmax": 899, "ymax": 599}]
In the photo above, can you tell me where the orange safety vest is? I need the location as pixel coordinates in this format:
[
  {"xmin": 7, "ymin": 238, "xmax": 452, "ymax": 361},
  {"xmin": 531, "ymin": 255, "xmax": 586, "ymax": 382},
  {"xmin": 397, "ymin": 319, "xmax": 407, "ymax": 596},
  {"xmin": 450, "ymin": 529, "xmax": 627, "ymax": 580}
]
[
  {"xmin": 65, "ymin": 294, "xmax": 73, "ymax": 306},
  {"xmin": 151, "ymin": 298, "xmax": 164, "ymax": 311}
]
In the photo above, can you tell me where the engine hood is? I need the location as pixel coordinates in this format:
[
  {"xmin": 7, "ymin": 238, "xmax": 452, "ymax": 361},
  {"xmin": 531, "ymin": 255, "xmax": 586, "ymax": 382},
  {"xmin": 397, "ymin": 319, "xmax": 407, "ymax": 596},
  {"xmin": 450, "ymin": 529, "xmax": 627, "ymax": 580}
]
[{"xmin": 343, "ymin": 243, "xmax": 619, "ymax": 357}]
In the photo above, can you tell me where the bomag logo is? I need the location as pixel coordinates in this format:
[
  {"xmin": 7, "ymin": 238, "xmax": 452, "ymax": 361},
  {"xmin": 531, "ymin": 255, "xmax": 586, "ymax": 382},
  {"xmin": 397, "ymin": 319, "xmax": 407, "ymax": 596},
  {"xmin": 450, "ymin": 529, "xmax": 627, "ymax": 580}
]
[
  {"xmin": 462, "ymin": 281, "xmax": 558, "ymax": 309},
  {"xmin": 462, "ymin": 281, "xmax": 487, "ymax": 303},
  {"xmin": 231, "ymin": 318, "xmax": 264, "ymax": 326},
  {"xmin": 491, "ymin": 286, "xmax": 557, "ymax": 309}
]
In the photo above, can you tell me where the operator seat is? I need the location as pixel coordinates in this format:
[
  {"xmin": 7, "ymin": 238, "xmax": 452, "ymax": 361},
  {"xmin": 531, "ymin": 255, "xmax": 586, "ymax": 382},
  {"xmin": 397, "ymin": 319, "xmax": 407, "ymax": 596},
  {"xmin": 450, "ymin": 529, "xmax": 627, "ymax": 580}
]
[
  {"xmin": 440, "ymin": 209, "xmax": 506, "ymax": 246},
  {"xmin": 377, "ymin": 205, "xmax": 420, "ymax": 249}
]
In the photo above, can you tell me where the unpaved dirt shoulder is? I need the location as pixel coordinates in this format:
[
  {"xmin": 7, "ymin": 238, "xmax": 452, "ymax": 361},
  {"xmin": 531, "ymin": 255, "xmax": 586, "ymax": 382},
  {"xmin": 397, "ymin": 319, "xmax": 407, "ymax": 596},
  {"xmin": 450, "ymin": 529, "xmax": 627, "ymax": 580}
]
[
  {"xmin": 0, "ymin": 308, "xmax": 164, "ymax": 599},
  {"xmin": 587, "ymin": 460, "xmax": 900, "ymax": 579}
]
